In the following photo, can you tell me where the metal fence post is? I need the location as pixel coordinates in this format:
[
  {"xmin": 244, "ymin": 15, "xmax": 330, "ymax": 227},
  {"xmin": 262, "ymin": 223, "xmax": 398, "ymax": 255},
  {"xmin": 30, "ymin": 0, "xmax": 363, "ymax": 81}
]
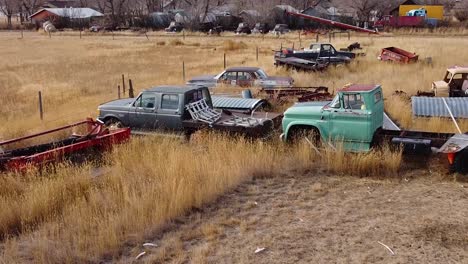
[{"xmin": 38, "ymin": 91, "xmax": 43, "ymax": 120}]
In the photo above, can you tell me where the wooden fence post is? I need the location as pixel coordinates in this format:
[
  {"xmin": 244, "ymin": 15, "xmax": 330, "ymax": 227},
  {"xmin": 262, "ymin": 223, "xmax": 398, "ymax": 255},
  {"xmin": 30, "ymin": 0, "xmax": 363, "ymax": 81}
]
[
  {"xmin": 223, "ymin": 53, "xmax": 226, "ymax": 69},
  {"xmin": 48, "ymin": 31, "xmax": 51, "ymax": 39},
  {"xmin": 128, "ymin": 79, "xmax": 134, "ymax": 98},
  {"xmin": 38, "ymin": 91, "xmax": 43, "ymax": 120},
  {"xmin": 112, "ymin": 31, "xmax": 114, "ymax": 40},
  {"xmin": 256, "ymin": 46, "xmax": 259, "ymax": 61},
  {"xmin": 20, "ymin": 29, "xmax": 24, "ymax": 39},
  {"xmin": 118, "ymin": 85, "xmax": 121, "ymax": 99},
  {"xmin": 316, "ymin": 33, "xmax": 319, "ymax": 42},
  {"xmin": 145, "ymin": 30, "xmax": 149, "ymax": 40},
  {"xmin": 80, "ymin": 30, "xmax": 82, "ymax": 39},
  {"xmin": 183, "ymin": 30, "xmax": 185, "ymax": 40},
  {"xmin": 182, "ymin": 61, "xmax": 186, "ymax": 81},
  {"xmin": 122, "ymin": 74, "xmax": 126, "ymax": 95},
  {"xmin": 348, "ymin": 31, "xmax": 351, "ymax": 40}
]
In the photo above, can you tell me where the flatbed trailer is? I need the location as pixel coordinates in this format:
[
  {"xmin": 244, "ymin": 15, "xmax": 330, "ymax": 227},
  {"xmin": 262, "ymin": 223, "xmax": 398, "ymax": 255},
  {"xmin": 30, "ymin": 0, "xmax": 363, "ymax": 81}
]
[
  {"xmin": 0, "ymin": 119, "xmax": 130, "ymax": 172},
  {"xmin": 281, "ymin": 84, "xmax": 468, "ymax": 173}
]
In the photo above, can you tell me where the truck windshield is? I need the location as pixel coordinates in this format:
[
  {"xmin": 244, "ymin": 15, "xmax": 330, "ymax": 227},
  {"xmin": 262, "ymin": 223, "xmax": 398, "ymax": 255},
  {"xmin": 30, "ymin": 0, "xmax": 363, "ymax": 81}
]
[{"xmin": 329, "ymin": 94, "xmax": 340, "ymax": 108}]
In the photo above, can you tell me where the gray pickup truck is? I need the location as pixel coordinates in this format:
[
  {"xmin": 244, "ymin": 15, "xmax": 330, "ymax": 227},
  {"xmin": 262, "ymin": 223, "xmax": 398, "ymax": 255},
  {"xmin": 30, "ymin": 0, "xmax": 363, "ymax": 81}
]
[{"xmin": 97, "ymin": 85, "xmax": 281, "ymax": 137}]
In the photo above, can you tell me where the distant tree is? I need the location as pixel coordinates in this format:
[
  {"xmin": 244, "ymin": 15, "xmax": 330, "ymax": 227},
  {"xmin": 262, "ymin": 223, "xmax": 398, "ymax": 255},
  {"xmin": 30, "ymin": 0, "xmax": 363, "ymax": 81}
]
[
  {"xmin": 349, "ymin": 0, "xmax": 382, "ymax": 22},
  {"xmin": 0, "ymin": 0, "xmax": 17, "ymax": 28},
  {"xmin": 21, "ymin": 0, "xmax": 43, "ymax": 21}
]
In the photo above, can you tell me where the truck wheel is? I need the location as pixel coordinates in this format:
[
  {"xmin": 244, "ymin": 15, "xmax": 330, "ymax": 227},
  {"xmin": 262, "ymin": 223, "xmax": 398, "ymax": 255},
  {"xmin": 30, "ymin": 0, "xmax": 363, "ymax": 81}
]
[
  {"xmin": 450, "ymin": 150, "xmax": 468, "ymax": 174},
  {"xmin": 104, "ymin": 118, "xmax": 123, "ymax": 130},
  {"xmin": 288, "ymin": 127, "xmax": 321, "ymax": 146}
]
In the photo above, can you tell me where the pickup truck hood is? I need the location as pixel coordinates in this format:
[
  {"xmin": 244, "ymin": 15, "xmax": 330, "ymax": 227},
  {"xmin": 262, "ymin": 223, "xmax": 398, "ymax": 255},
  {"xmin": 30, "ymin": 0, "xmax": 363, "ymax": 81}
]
[
  {"xmin": 284, "ymin": 101, "xmax": 330, "ymax": 117},
  {"xmin": 99, "ymin": 98, "xmax": 134, "ymax": 108}
]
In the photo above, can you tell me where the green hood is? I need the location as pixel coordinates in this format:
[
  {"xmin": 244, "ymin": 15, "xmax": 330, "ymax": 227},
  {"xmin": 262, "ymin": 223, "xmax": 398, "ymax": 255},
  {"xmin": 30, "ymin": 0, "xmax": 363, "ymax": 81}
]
[{"xmin": 284, "ymin": 101, "xmax": 330, "ymax": 118}]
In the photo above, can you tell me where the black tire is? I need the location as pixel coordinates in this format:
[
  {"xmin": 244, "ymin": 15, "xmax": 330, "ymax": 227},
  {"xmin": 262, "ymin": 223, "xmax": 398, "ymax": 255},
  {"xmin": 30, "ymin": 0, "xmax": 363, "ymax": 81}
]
[
  {"xmin": 450, "ymin": 150, "xmax": 468, "ymax": 174},
  {"xmin": 104, "ymin": 117, "xmax": 124, "ymax": 130},
  {"xmin": 288, "ymin": 126, "xmax": 321, "ymax": 146}
]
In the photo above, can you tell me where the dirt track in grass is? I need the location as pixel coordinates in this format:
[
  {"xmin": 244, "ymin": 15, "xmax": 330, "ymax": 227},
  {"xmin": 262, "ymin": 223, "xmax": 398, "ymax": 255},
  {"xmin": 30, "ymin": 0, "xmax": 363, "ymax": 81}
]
[{"xmin": 121, "ymin": 168, "xmax": 468, "ymax": 264}]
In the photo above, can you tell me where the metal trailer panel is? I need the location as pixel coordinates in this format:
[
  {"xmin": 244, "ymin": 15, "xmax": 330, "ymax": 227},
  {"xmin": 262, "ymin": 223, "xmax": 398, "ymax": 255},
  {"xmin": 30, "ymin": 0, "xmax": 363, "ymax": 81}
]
[
  {"xmin": 412, "ymin": 97, "xmax": 468, "ymax": 118},
  {"xmin": 383, "ymin": 112, "xmax": 401, "ymax": 131},
  {"xmin": 212, "ymin": 96, "xmax": 265, "ymax": 111}
]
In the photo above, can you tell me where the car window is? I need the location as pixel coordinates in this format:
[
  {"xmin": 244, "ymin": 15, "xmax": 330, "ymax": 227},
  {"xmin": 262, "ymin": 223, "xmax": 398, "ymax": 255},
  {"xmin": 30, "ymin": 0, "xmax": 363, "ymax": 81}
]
[
  {"xmin": 322, "ymin": 44, "xmax": 335, "ymax": 55},
  {"xmin": 452, "ymin": 74, "xmax": 463, "ymax": 80},
  {"xmin": 310, "ymin": 44, "xmax": 320, "ymax": 52},
  {"xmin": 161, "ymin": 94, "xmax": 179, "ymax": 110},
  {"xmin": 221, "ymin": 71, "xmax": 237, "ymax": 80},
  {"xmin": 134, "ymin": 93, "xmax": 156, "ymax": 108},
  {"xmin": 374, "ymin": 91, "xmax": 382, "ymax": 104},
  {"xmin": 255, "ymin": 69, "xmax": 268, "ymax": 79},
  {"xmin": 344, "ymin": 94, "xmax": 366, "ymax": 110},
  {"xmin": 238, "ymin": 72, "xmax": 253, "ymax": 80},
  {"xmin": 330, "ymin": 94, "xmax": 341, "ymax": 108}
]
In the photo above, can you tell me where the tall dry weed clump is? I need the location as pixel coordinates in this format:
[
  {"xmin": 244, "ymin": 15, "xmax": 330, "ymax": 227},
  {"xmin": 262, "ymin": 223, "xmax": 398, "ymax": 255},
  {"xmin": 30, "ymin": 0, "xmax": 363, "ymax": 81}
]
[
  {"xmin": 323, "ymin": 143, "xmax": 402, "ymax": 177},
  {"xmin": 0, "ymin": 134, "xmax": 292, "ymax": 262},
  {"xmin": 223, "ymin": 40, "xmax": 248, "ymax": 51}
]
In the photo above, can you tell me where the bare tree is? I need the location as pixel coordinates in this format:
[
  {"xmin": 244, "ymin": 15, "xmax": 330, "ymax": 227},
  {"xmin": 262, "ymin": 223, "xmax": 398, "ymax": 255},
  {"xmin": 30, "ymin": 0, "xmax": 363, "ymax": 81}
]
[
  {"xmin": 0, "ymin": 0, "xmax": 17, "ymax": 28},
  {"xmin": 349, "ymin": 0, "xmax": 382, "ymax": 22},
  {"xmin": 21, "ymin": 0, "xmax": 43, "ymax": 20},
  {"xmin": 454, "ymin": 1, "xmax": 468, "ymax": 22}
]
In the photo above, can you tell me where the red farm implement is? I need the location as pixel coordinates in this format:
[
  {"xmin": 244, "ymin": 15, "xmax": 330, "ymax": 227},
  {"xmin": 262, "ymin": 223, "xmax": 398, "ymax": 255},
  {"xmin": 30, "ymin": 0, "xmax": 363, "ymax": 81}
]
[
  {"xmin": 0, "ymin": 118, "xmax": 130, "ymax": 172},
  {"xmin": 378, "ymin": 47, "xmax": 419, "ymax": 63}
]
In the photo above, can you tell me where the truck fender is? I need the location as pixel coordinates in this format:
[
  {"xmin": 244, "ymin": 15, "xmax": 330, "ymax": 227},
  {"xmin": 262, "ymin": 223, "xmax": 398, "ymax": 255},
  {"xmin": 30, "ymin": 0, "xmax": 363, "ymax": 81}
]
[
  {"xmin": 285, "ymin": 121, "xmax": 324, "ymax": 141},
  {"xmin": 100, "ymin": 114, "xmax": 126, "ymax": 126}
]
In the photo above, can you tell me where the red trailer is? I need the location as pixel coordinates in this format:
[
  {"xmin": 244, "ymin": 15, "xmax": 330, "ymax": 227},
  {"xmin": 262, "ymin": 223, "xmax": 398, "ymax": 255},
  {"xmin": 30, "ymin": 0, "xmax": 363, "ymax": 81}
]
[
  {"xmin": 0, "ymin": 118, "xmax": 130, "ymax": 172},
  {"xmin": 378, "ymin": 47, "xmax": 419, "ymax": 63}
]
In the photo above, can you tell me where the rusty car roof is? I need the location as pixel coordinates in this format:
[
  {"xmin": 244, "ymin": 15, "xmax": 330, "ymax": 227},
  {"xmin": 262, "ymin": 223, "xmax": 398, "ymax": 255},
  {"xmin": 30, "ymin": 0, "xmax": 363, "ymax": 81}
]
[
  {"xmin": 146, "ymin": 85, "xmax": 207, "ymax": 94},
  {"xmin": 225, "ymin": 67, "xmax": 261, "ymax": 72},
  {"xmin": 338, "ymin": 84, "xmax": 379, "ymax": 92}
]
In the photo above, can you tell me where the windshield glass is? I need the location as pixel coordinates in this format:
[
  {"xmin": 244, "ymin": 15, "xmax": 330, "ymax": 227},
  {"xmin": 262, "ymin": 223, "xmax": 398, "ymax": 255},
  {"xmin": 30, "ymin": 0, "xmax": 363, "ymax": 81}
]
[
  {"xmin": 255, "ymin": 69, "xmax": 268, "ymax": 79},
  {"xmin": 329, "ymin": 94, "xmax": 340, "ymax": 108}
]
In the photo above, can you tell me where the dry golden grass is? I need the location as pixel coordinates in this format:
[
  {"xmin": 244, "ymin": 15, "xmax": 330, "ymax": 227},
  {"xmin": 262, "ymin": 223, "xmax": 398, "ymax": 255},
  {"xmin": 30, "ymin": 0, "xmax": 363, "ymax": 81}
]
[{"xmin": 0, "ymin": 30, "xmax": 466, "ymax": 262}]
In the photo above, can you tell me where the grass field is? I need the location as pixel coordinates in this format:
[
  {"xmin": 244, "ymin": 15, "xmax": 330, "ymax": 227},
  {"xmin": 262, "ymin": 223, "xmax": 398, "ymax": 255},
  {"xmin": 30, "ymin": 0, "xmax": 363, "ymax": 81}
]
[{"xmin": 0, "ymin": 30, "xmax": 467, "ymax": 263}]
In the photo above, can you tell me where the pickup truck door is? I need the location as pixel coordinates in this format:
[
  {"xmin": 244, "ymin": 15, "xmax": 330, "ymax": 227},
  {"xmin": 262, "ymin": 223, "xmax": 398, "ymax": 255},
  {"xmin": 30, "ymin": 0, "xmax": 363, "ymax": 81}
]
[
  {"xmin": 328, "ymin": 93, "xmax": 370, "ymax": 143},
  {"xmin": 156, "ymin": 93, "xmax": 183, "ymax": 131},
  {"xmin": 129, "ymin": 92, "xmax": 159, "ymax": 129}
]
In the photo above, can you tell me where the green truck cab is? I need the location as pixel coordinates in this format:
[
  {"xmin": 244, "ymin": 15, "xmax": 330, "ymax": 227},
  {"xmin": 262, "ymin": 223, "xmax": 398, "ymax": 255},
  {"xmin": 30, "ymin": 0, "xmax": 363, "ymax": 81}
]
[{"xmin": 281, "ymin": 84, "xmax": 384, "ymax": 151}]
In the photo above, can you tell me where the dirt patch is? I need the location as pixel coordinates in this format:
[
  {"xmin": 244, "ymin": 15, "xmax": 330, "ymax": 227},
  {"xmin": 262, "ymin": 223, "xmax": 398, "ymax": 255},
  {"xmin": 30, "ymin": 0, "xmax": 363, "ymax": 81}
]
[{"xmin": 120, "ymin": 170, "xmax": 468, "ymax": 263}]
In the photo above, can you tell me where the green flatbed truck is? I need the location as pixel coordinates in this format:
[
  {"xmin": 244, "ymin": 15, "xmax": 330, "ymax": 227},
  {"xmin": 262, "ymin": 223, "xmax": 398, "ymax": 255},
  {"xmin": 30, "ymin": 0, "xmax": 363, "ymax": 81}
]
[{"xmin": 281, "ymin": 84, "xmax": 468, "ymax": 173}]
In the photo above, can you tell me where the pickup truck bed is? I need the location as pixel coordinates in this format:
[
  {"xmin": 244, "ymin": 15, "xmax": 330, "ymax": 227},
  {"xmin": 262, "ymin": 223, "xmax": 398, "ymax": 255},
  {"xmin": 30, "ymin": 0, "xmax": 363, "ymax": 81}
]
[{"xmin": 182, "ymin": 111, "xmax": 282, "ymax": 138}]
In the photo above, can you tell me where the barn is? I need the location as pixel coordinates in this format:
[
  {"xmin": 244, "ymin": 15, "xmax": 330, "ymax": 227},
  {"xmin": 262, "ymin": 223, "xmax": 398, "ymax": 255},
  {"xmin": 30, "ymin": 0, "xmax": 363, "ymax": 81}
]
[{"xmin": 30, "ymin": 8, "xmax": 103, "ymax": 28}]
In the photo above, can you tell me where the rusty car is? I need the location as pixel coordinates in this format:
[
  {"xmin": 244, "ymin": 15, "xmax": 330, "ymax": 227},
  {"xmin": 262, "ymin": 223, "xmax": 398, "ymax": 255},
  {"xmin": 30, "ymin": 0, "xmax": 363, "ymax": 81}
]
[{"xmin": 187, "ymin": 67, "xmax": 294, "ymax": 89}]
